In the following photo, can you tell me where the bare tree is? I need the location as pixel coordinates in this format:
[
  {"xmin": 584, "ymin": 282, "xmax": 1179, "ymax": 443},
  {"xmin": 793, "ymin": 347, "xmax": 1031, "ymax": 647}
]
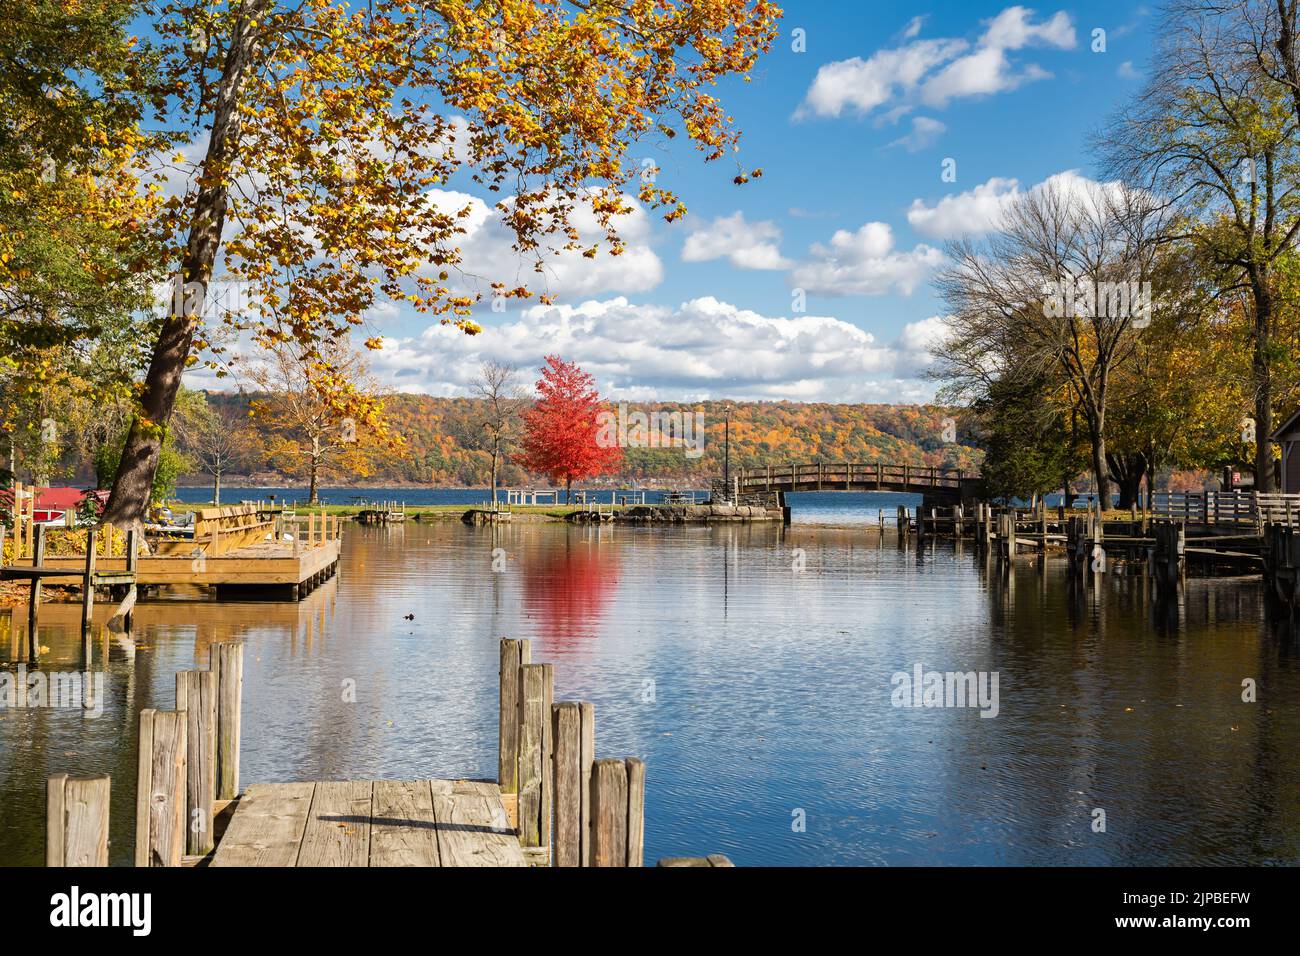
[
  {"xmin": 247, "ymin": 340, "xmax": 382, "ymax": 504},
  {"xmin": 934, "ymin": 179, "xmax": 1173, "ymax": 504},
  {"xmin": 176, "ymin": 397, "xmax": 253, "ymax": 505},
  {"xmin": 468, "ymin": 361, "xmax": 526, "ymax": 503},
  {"xmin": 1100, "ymin": 3, "xmax": 1300, "ymax": 490}
]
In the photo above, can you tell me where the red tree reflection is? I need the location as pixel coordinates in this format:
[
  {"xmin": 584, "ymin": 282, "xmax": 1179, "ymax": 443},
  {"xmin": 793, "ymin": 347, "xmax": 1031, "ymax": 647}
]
[{"xmin": 521, "ymin": 538, "xmax": 620, "ymax": 649}]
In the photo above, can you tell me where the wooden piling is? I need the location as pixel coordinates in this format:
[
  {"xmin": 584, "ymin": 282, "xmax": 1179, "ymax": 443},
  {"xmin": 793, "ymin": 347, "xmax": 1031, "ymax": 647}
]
[
  {"xmin": 28, "ymin": 522, "xmax": 45, "ymax": 662},
  {"xmin": 517, "ymin": 662, "xmax": 553, "ymax": 848},
  {"xmin": 212, "ymin": 642, "xmax": 243, "ymax": 801},
  {"xmin": 176, "ymin": 669, "xmax": 218, "ymax": 855},
  {"xmin": 80, "ymin": 525, "xmax": 96, "ymax": 634},
  {"xmin": 590, "ymin": 758, "xmax": 628, "ymax": 867},
  {"xmin": 134, "ymin": 709, "xmax": 187, "ymax": 867},
  {"xmin": 498, "ymin": 638, "xmax": 530, "ymax": 794},
  {"xmin": 551, "ymin": 700, "xmax": 586, "ymax": 867},
  {"xmin": 625, "ymin": 757, "xmax": 646, "ymax": 867},
  {"xmin": 46, "ymin": 773, "xmax": 110, "ymax": 867}
]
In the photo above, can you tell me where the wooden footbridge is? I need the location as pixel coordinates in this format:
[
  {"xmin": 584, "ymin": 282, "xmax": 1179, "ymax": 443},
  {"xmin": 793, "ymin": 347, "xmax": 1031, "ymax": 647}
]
[{"xmin": 736, "ymin": 462, "xmax": 979, "ymax": 502}]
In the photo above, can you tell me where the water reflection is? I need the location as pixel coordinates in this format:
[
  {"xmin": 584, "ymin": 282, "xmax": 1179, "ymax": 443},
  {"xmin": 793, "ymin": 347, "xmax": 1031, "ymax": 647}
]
[{"xmin": 1, "ymin": 520, "xmax": 1298, "ymax": 866}]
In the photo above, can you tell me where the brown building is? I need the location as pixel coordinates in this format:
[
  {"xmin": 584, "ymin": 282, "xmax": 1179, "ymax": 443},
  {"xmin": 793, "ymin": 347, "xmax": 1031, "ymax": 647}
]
[{"xmin": 1271, "ymin": 408, "xmax": 1300, "ymax": 494}]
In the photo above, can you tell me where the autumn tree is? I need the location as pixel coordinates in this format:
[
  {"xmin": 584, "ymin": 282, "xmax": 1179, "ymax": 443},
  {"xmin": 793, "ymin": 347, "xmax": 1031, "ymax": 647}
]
[
  {"xmin": 518, "ymin": 356, "xmax": 622, "ymax": 500},
  {"xmin": 468, "ymin": 361, "xmax": 526, "ymax": 504},
  {"xmin": 1102, "ymin": 7, "xmax": 1300, "ymax": 490},
  {"xmin": 934, "ymin": 179, "xmax": 1171, "ymax": 503},
  {"xmin": 248, "ymin": 339, "xmax": 385, "ymax": 503},
  {"xmin": 99, "ymin": 0, "xmax": 780, "ymax": 526}
]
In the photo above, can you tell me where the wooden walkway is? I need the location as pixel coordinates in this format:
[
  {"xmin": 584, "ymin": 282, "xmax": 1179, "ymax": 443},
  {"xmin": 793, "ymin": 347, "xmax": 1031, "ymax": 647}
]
[
  {"xmin": 211, "ymin": 779, "xmax": 525, "ymax": 867},
  {"xmin": 738, "ymin": 462, "xmax": 976, "ymax": 502}
]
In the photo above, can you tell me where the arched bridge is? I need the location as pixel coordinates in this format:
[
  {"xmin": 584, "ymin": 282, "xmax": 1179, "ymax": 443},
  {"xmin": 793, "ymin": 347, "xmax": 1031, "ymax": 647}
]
[{"xmin": 735, "ymin": 463, "xmax": 981, "ymax": 503}]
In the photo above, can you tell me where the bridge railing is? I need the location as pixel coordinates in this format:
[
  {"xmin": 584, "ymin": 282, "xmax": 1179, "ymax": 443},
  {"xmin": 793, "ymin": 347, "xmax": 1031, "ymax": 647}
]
[
  {"xmin": 736, "ymin": 463, "xmax": 966, "ymax": 491},
  {"xmin": 1151, "ymin": 491, "xmax": 1300, "ymax": 527}
]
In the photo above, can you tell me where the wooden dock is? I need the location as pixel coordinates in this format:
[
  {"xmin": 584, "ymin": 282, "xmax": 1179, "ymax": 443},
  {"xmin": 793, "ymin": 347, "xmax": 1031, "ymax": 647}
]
[
  {"xmin": 211, "ymin": 779, "xmax": 525, "ymax": 867},
  {"xmin": 44, "ymin": 637, "xmax": 734, "ymax": 868}
]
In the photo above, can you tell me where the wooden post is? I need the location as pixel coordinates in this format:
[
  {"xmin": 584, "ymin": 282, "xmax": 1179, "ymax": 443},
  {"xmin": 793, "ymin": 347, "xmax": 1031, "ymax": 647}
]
[
  {"xmin": 47, "ymin": 774, "xmax": 111, "ymax": 867},
  {"xmin": 498, "ymin": 638, "xmax": 530, "ymax": 794},
  {"xmin": 517, "ymin": 662, "xmax": 553, "ymax": 849},
  {"xmin": 176, "ymin": 670, "xmax": 218, "ymax": 856},
  {"xmin": 14, "ymin": 481, "xmax": 23, "ymax": 558},
  {"xmin": 80, "ymin": 525, "xmax": 96, "ymax": 634},
  {"xmin": 134, "ymin": 709, "xmax": 187, "ymax": 867},
  {"xmin": 552, "ymin": 700, "xmax": 590, "ymax": 867},
  {"xmin": 28, "ymin": 522, "xmax": 45, "ymax": 662},
  {"xmin": 625, "ymin": 757, "xmax": 646, "ymax": 867},
  {"xmin": 590, "ymin": 758, "xmax": 628, "ymax": 867},
  {"xmin": 211, "ymin": 642, "xmax": 243, "ymax": 801}
]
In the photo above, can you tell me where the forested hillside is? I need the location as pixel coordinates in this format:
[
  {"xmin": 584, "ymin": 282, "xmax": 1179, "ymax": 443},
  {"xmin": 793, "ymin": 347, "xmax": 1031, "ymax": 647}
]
[{"xmin": 194, "ymin": 393, "xmax": 982, "ymax": 488}]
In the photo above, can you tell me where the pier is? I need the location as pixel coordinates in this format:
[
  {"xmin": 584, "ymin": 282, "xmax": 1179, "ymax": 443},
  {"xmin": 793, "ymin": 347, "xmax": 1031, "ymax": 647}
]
[{"xmin": 43, "ymin": 637, "xmax": 731, "ymax": 868}]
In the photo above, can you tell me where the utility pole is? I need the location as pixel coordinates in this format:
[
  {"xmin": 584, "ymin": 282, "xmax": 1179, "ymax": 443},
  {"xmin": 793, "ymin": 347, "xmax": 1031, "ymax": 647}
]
[{"xmin": 723, "ymin": 407, "xmax": 731, "ymax": 501}]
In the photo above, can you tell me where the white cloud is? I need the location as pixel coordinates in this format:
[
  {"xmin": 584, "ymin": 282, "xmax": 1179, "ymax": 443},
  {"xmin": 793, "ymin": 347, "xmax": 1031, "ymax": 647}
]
[
  {"xmin": 791, "ymin": 222, "xmax": 944, "ymax": 297},
  {"xmin": 681, "ymin": 212, "xmax": 791, "ymax": 270},
  {"xmin": 906, "ymin": 176, "xmax": 1022, "ymax": 239},
  {"xmin": 1117, "ymin": 60, "xmax": 1141, "ymax": 80},
  {"xmin": 979, "ymin": 6, "xmax": 1075, "ymax": 50},
  {"xmin": 889, "ymin": 116, "xmax": 947, "ymax": 153},
  {"xmin": 901, "ymin": 15, "xmax": 927, "ymax": 40},
  {"xmin": 905, "ymin": 170, "xmax": 1125, "ymax": 240},
  {"xmin": 420, "ymin": 189, "xmax": 663, "ymax": 299},
  {"xmin": 797, "ymin": 6, "xmax": 1075, "ymax": 121},
  {"xmin": 359, "ymin": 296, "xmax": 940, "ymax": 402}
]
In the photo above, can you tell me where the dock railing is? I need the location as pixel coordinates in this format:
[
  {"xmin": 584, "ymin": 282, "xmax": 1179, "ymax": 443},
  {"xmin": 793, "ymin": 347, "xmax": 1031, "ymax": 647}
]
[{"xmin": 1152, "ymin": 491, "xmax": 1300, "ymax": 528}]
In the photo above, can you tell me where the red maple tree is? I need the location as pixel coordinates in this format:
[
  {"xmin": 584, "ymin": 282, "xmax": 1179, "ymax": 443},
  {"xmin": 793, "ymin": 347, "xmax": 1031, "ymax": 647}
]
[{"xmin": 518, "ymin": 357, "xmax": 623, "ymax": 500}]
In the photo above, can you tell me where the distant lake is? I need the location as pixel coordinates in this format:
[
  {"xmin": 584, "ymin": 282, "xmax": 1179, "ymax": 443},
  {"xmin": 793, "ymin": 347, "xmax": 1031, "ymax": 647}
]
[
  {"xmin": 3, "ymin": 515, "xmax": 1297, "ymax": 866},
  {"xmin": 173, "ymin": 486, "xmax": 927, "ymax": 524}
]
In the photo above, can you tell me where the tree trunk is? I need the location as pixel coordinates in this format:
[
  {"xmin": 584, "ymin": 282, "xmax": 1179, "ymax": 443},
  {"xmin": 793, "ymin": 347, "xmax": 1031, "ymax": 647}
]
[
  {"xmin": 99, "ymin": 6, "xmax": 268, "ymax": 527},
  {"xmin": 565, "ymin": 478, "xmax": 572, "ymax": 503},
  {"xmin": 309, "ymin": 448, "xmax": 320, "ymax": 505},
  {"xmin": 1251, "ymin": 268, "xmax": 1277, "ymax": 492},
  {"xmin": 213, "ymin": 468, "xmax": 222, "ymax": 507},
  {"xmin": 489, "ymin": 448, "xmax": 499, "ymax": 504}
]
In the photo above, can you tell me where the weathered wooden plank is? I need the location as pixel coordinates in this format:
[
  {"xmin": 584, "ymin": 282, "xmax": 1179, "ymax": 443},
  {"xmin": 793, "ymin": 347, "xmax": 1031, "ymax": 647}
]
[
  {"xmin": 625, "ymin": 757, "xmax": 646, "ymax": 868},
  {"xmin": 579, "ymin": 701, "xmax": 594, "ymax": 866},
  {"xmin": 210, "ymin": 783, "xmax": 316, "ymax": 867},
  {"xmin": 517, "ymin": 662, "xmax": 547, "ymax": 847},
  {"xmin": 213, "ymin": 642, "xmax": 243, "ymax": 800},
  {"xmin": 46, "ymin": 773, "xmax": 67, "ymax": 867},
  {"xmin": 296, "ymin": 780, "xmax": 374, "ymax": 867},
  {"xmin": 370, "ymin": 780, "xmax": 440, "ymax": 867},
  {"xmin": 431, "ymin": 781, "xmax": 526, "ymax": 867},
  {"xmin": 656, "ymin": 856, "xmax": 712, "ymax": 867},
  {"xmin": 552, "ymin": 702, "xmax": 583, "ymax": 867},
  {"xmin": 498, "ymin": 638, "xmax": 529, "ymax": 793},
  {"xmin": 134, "ymin": 710, "xmax": 154, "ymax": 867},
  {"xmin": 61, "ymin": 776, "xmax": 111, "ymax": 867},
  {"xmin": 144, "ymin": 710, "xmax": 187, "ymax": 867},
  {"xmin": 176, "ymin": 670, "xmax": 218, "ymax": 855},
  {"xmin": 590, "ymin": 758, "xmax": 628, "ymax": 867}
]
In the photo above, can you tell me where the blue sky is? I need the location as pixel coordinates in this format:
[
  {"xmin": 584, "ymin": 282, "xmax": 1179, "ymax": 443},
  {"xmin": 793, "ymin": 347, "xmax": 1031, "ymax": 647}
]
[{"xmin": 190, "ymin": 2, "xmax": 1161, "ymax": 403}]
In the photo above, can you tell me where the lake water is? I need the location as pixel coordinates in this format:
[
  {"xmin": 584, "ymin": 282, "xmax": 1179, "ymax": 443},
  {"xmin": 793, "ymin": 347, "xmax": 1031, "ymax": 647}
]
[{"xmin": 2, "ymin": 495, "xmax": 1298, "ymax": 866}]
